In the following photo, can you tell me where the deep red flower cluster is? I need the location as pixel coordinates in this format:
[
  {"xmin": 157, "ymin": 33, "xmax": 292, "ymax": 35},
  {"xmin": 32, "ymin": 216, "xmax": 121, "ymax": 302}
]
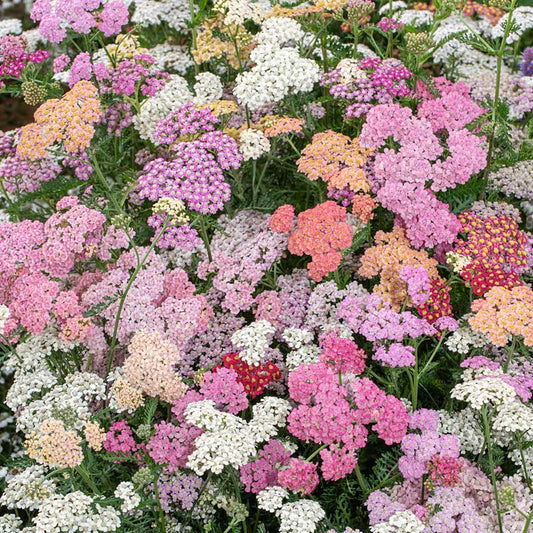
[
  {"xmin": 416, "ymin": 278, "xmax": 452, "ymax": 324},
  {"xmin": 455, "ymin": 213, "xmax": 529, "ymax": 296},
  {"xmin": 462, "ymin": 265, "xmax": 521, "ymax": 296},
  {"xmin": 218, "ymin": 352, "xmax": 281, "ymax": 398}
]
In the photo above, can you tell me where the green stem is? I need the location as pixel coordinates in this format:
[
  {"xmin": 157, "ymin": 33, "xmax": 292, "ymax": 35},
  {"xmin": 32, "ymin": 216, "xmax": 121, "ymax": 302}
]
[
  {"xmin": 105, "ymin": 220, "xmax": 169, "ymax": 376},
  {"xmin": 502, "ymin": 337, "xmax": 516, "ymax": 373},
  {"xmin": 285, "ymin": 137, "xmax": 301, "ymax": 158},
  {"xmin": 252, "ymin": 507, "xmax": 260, "ymax": 533},
  {"xmin": 189, "ymin": 0, "xmax": 199, "ymax": 75},
  {"xmin": 355, "ymin": 464, "xmax": 368, "ymax": 493},
  {"xmin": 522, "ymin": 508, "xmax": 533, "ymax": 533},
  {"xmin": 419, "ymin": 333, "xmax": 446, "ymax": 378},
  {"xmin": 199, "ymin": 217, "xmax": 212, "ymax": 262},
  {"xmin": 352, "ymin": 24, "xmax": 360, "ymax": 57},
  {"xmin": 321, "ymin": 34, "xmax": 329, "ymax": 73},
  {"xmin": 252, "ymin": 159, "xmax": 258, "ymax": 206},
  {"xmin": 481, "ymin": 0, "xmax": 517, "ymax": 200},
  {"xmin": 412, "ymin": 347, "xmax": 419, "ymax": 411},
  {"xmin": 252, "ymin": 147, "xmax": 274, "ymax": 206},
  {"xmin": 154, "ymin": 475, "xmax": 167, "ymax": 533},
  {"xmin": 481, "ymin": 406, "xmax": 504, "ymax": 533},
  {"xmin": 75, "ymin": 465, "xmax": 100, "ymax": 495},
  {"xmin": 305, "ymin": 444, "xmax": 328, "ymax": 462},
  {"xmin": 516, "ymin": 433, "xmax": 532, "ymax": 488}
]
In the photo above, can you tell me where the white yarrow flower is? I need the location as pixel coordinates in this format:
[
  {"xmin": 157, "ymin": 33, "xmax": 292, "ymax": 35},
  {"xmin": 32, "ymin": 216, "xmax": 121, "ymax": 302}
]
[
  {"xmin": 114, "ymin": 482, "xmax": 141, "ymax": 514},
  {"xmin": 277, "ymin": 500, "xmax": 326, "ymax": 533},
  {"xmin": 370, "ymin": 510, "xmax": 425, "ymax": 533},
  {"xmin": 239, "ymin": 129, "xmax": 271, "ymax": 161},
  {"xmin": 231, "ymin": 320, "xmax": 275, "ymax": 366},
  {"xmin": 257, "ymin": 486, "xmax": 288, "ymax": 512}
]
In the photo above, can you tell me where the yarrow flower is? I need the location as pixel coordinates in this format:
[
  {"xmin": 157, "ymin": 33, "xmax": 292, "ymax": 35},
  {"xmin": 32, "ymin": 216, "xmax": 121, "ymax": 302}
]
[
  {"xmin": 321, "ymin": 57, "xmax": 412, "ymax": 119},
  {"xmin": 271, "ymin": 201, "xmax": 354, "ymax": 282},
  {"xmin": 453, "ymin": 212, "xmax": 530, "ymax": 296},
  {"xmin": 218, "ymin": 352, "xmax": 282, "ymax": 398},
  {"xmin": 123, "ymin": 330, "xmax": 187, "ymax": 404},
  {"xmin": 0, "ymin": 34, "xmax": 49, "ymax": 84},
  {"xmin": 239, "ymin": 129, "xmax": 271, "ymax": 160},
  {"xmin": 31, "ymin": 0, "xmax": 129, "ymax": 43},
  {"xmin": 25, "ymin": 418, "xmax": 83, "ymax": 469},
  {"xmin": 233, "ymin": 18, "xmax": 320, "ymax": 110},
  {"xmin": 17, "ymin": 81, "xmax": 102, "ymax": 160},
  {"xmin": 468, "ymin": 285, "xmax": 533, "ymax": 347},
  {"xmin": 231, "ymin": 320, "xmax": 276, "ymax": 366},
  {"xmin": 137, "ymin": 115, "xmax": 242, "ymax": 215},
  {"xmin": 360, "ymin": 98, "xmax": 486, "ymax": 249},
  {"xmin": 297, "ymin": 131, "xmax": 372, "ymax": 193},
  {"xmin": 319, "ymin": 333, "xmax": 366, "ymax": 374},
  {"xmin": 357, "ymin": 227, "xmax": 440, "ymax": 310},
  {"xmin": 278, "ymin": 459, "xmax": 319, "ymax": 495}
]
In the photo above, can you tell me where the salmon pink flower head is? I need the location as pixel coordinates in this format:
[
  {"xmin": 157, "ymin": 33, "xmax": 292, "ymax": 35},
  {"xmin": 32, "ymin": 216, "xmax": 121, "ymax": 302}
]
[
  {"xmin": 358, "ymin": 227, "xmax": 440, "ymax": 310},
  {"xmin": 469, "ymin": 285, "xmax": 533, "ymax": 347},
  {"xmin": 269, "ymin": 205, "xmax": 295, "ymax": 234},
  {"xmin": 271, "ymin": 201, "xmax": 354, "ymax": 282}
]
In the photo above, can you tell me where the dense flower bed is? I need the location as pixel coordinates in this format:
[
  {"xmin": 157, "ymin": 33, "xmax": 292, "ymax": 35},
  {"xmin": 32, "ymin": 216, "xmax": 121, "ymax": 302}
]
[{"xmin": 0, "ymin": 0, "xmax": 532, "ymax": 532}]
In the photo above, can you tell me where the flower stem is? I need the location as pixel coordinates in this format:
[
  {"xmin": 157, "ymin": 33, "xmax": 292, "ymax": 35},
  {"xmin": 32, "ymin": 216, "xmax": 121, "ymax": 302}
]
[
  {"xmin": 199, "ymin": 217, "xmax": 212, "ymax": 262},
  {"xmin": 481, "ymin": 0, "xmax": 517, "ymax": 199},
  {"xmin": 305, "ymin": 444, "xmax": 328, "ymax": 462},
  {"xmin": 154, "ymin": 476, "xmax": 167, "ymax": 533},
  {"xmin": 481, "ymin": 406, "xmax": 504, "ymax": 533},
  {"xmin": 105, "ymin": 220, "xmax": 169, "ymax": 376}
]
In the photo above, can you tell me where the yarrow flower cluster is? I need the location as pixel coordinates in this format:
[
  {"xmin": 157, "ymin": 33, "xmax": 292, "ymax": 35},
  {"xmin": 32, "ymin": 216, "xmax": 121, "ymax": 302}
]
[
  {"xmin": 1, "ymin": 2, "xmax": 533, "ymax": 532},
  {"xmin": 0, "ymin": 34, "xmax": 49, "ymax": 87},
  {"xmin": 17, "ymin": 81, "xmax": 102, "ymax": 160},
  {"xmin": 360, "ymin": 92, "xmax": 486, "ymax": 248},
  {"xmin": 453, "ymin": 212, "xmax": 530, "ymax": 295},
  {"xmin": 321, "ymin": 57, "xmax": 412, "ymax": 118},
  {"xmin": 31, "ymin": 0, "xmax": 129, "ymax": 43},
  {"xmin": 270, "ymin": 201, "xmax": 354, "ymax": 281},
  {"xmin": 137, "ymin": 104, "xmax": 242, "ymax": 217},
  {"xmin": 233, "ymin": 18, "xmax": 321, "ymax": 110},
  {"xmin": 297, "ymin": 131, "xmax": 373, "ymax": 194},
  {"xmin": 468, "ymin": 285, "xmax": 533, "ymax": 347}
]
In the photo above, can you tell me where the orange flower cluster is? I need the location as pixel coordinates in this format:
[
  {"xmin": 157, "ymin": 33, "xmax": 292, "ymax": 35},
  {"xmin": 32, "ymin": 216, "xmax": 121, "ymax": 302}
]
[
  {"xmin": 17, "ymin": 81, "xmax": 102, "ymax": 160},
  {"xmin": 271, "ymin": 201, "xmax": 353, "ymax": 282},
  {"xmin": 462, "ymin": 0, "xmax": 505, "ymax": 24},
  {"xmin": 202, "ymin": 99, "xmax": 240, "ymax": 117},
  {"xmin": 352, "ymin": 193, "xmax": 377, "ymax": 223},
  {"xmin": 469, "ymin": 285, "xmax": 533, "ymax": 347},
  {"xmin": 314, "ymin": 0, "xmax": 350, "ymax": 11},
  {"xmin": 268, "ymin": 4, "xmax": 325, "ymax": 17},
  {"xmin": 257, "ymin": 115, "xmax": 304, "ymax": 138},
  {"xmin": 106, "ymin": 33, "xmax": 148, "ymax": 61},
  {"xmin": 25, "ymin": 418, "xmax": 83, "ymax": 469},
  {"xmin": 269, "ymin": 204, "xmax": 295, "ymax": 233},
  {"xmin": 110, "ymin": 377, "xmax": 145, "ymax": 412},
  {"xmin": 358, "ymin": 227, "xmax": 440, "ymax": 310},
  {"xmin": 297, "ymin": 131, "xmax": 372, "ymax": 193}
]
